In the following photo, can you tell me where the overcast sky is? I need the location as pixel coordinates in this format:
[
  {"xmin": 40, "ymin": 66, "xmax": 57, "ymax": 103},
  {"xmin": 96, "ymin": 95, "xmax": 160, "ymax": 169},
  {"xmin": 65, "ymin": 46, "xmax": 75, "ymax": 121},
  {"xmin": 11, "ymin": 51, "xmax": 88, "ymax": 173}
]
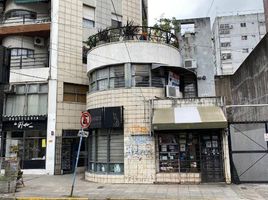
[{"xmin": 148, "ymin": 0, "xmax": 264, "ymax": 25}]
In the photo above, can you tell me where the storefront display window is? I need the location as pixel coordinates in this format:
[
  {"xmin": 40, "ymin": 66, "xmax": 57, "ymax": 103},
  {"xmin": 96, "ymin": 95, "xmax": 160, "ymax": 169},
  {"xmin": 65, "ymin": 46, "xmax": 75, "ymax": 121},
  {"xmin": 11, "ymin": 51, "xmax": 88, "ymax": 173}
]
[
  {"xmin": 158, "ymin": 133, "xmax": 200, "ymax": 173},
  {"xmin": 5, "ymin": 131, "xmax": 46, "ymax": 169},
  {"xmin": 88, "ymin": 129, "xmax": 124, "ymax": 174}
]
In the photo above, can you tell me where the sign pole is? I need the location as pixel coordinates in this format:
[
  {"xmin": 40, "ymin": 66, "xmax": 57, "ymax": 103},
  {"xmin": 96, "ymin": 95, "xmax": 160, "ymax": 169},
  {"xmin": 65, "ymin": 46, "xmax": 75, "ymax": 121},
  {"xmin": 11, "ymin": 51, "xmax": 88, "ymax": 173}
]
[
  {"xmin": 70, "ymin": 111, "xmax": 91, "ymax": 197},
  {"xmin": 70, "ymin": 130, "xmax": 83, "ymax": 197}
]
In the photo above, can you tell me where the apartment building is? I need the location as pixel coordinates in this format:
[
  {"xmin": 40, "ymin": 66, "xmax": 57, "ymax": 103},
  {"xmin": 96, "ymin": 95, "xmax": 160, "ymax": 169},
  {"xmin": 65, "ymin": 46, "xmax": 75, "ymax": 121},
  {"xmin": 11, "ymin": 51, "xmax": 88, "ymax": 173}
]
[
  {"xmin": 0, "ymin": 0, "xmax": 148, "ymax": 175},
  {"xmin": 213, "ymin": 13, "xmax": 266, "ymax": 75}
]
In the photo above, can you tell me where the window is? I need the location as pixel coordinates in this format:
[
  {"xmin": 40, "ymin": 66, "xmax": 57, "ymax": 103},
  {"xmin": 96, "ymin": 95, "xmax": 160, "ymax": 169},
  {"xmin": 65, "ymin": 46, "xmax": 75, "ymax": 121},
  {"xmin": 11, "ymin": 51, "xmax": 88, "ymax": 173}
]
[
  {"xmin": 63, "ymin": 83, "xmax": 88, "ymax": 103},
  {"xmin": 10, "ymin": 48, "xmax": 34, "ymax": 58},
  {"xmin": 83, "ymin": 18, "xmax": 95, "ymax": 28},
  {"xmin": 219, "ymin": 24, "xmax": 230, "ymax": 29},
  {"xmin": 242, "ymin": 48, "xmax": 249, "ymax": 53},
  {"xmin": 6, "ymin": 131, "xmax": 46, "ymax": 169},
  {"xmin": 241, "ymin": 35, "xmax": 248, "ymax": 40},
  {"xmin": 88, "ymin": 129, "xmax": 124, "ymax": 174},
  {"xmin": 83, "ymin": 5, "xmax": 95, "ymax": 28},
  {"xmin": 111, "ymin": 13, "xmax": 122, "ymax": 28},
  {"xmin": 5, "ymin": 83, "xmax": 48, "ymax": 116},
  {"xmin": 221, "ymin": 53, "xmax": 232, "ymax": 60},
  {"xmin": 219, "ymin": 29, "xmax": 230, "ymax": 35},
  {"xmin": 111, "ymin": 19, "xmax": 122, "ymax": 28},
  {"xmin": 132, "ymin": 64, "xmax": 150, "ymax": 87},
  {"xmin": 220, "ymin": 42, "xmax": 231, "ymax": 47},
  {"xmin": 180, "ymin": 23, "xmax": 195, "ymax": 36},
  {"xmin": 5, "ymin": 9, "xmax": 37, "ymax": 20},
  {"xmin": 240, "ymin": 23, "xmax": 246, "ymax": 27},
  {"xmin": 90, "ymin": 65, "xmax": 125, "ymax": 92}
]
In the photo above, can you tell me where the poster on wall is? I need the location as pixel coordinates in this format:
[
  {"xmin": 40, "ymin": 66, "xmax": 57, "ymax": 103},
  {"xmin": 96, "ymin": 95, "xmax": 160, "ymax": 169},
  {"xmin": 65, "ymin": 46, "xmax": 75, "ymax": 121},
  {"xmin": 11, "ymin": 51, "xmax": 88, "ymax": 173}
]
[{"xmin": 168, "ymin": 72, "xmax": 180, "ymax": 87}]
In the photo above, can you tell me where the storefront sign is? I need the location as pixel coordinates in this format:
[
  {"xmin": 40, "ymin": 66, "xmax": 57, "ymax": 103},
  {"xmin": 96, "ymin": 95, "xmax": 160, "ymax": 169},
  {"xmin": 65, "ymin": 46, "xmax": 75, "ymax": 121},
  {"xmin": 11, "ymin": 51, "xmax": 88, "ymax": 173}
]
[
  {"xmin": 2, "ymin": 115, "xmax": 47, "ymax": 131},
  {"xmin": 168, "ymin": 71, "xmax": 180, "ymax": 87},
  {"xmin": 88, "ymin": 107, "xmax": 123, "ymax": 129}
]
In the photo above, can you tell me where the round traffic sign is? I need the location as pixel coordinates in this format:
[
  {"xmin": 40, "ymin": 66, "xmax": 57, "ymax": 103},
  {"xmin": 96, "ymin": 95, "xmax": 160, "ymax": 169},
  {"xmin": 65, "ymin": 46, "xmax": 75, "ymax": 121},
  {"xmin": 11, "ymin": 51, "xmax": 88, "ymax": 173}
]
[{"xmin": 80, "ymin": 111, "xmax": 92, "ymax": 129}]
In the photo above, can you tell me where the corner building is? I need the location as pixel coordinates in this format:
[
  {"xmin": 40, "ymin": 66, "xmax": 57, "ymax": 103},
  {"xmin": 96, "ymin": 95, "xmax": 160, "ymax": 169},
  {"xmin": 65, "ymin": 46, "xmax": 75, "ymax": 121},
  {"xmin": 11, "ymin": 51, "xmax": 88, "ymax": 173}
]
[
  {"xmin": 85, "ymin": 26, "xmax": 231, "ymax": 183},
  {"xmin": 0, "ymin": 0, "xmax": 147, "ymax": 175}
]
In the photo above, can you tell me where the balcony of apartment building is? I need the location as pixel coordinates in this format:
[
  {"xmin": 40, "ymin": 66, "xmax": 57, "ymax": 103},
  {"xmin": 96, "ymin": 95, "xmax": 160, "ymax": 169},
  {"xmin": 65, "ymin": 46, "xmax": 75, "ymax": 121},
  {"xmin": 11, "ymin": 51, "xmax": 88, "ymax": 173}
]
[
  {"xmin": 86, "ymin": 25, "xmax": 197, "ymax": 98},
  {"xmin": 0, "ymin": 0, "xmax": 50, "ymax": 37}
]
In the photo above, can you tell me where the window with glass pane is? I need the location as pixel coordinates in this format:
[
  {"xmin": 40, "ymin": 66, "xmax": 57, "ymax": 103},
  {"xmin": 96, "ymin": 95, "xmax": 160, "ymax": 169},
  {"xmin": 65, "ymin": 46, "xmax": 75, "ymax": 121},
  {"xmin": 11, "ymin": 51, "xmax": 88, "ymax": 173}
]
[
  {"xmin": 132, "ymin": 64, "xmax": 150, "ymax": 87},
  {"xmin": 83, "ymin": 18, "xmax": 95, "ymax": 28},
  {"xmin": 5, "ymin": 84, "xmax": 48, "ymax": 116},
  {"xmin": 89, "ymin": 65, "xmax": 125, "ymax": 92},
  {"xmin": 63, "ymin": 83, "xmax": 88, "ymax": 103},
  {"xmin": 88, "ymin": 129, "xmax": 124, "ymax": 174},
  {"xmin": 151, "ymin": 68, "xmax": 165, "ymax": 87},
  {"xmin": 109, "ymin": 65, "xmax": 125, "ymax": 88}
]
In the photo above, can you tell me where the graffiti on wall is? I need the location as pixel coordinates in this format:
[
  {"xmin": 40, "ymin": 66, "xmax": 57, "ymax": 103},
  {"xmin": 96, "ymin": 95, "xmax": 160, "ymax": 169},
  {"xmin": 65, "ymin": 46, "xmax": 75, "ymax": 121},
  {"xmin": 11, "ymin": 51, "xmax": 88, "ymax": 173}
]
[{"xmin": 125, "ymin": 135, "xmax": 154, "ymax": 160}]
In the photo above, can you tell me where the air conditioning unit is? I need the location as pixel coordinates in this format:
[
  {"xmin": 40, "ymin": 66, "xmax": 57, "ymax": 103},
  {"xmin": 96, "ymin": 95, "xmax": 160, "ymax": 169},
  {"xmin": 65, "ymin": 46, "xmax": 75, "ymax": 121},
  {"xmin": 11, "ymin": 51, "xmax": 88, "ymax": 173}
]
[
  {"xmin": 34, "ymin": 37, "xmax": 45, "ymax": 46},
  {"xmin": 184, "ymin": 59, "xmax": 197, "ymax": 69},
  {"xmin": 166, "ymin": 85, "xmax": 183, "ymax": 98}
]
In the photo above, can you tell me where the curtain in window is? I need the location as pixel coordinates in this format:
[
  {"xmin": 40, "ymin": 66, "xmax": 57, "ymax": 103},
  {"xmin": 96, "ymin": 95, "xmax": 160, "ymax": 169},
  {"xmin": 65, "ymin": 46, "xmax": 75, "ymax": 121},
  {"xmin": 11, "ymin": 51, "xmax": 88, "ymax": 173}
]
[
  {"xmin": 39, "ymin": 94, "xmax": 48, "ymax": 115},
  {"xmin": 28, "ymin": 94, "xmax": 39, "ymax": 115},
  {"xmin": 14, "ymin": 95, "xmax": 26, "ymax": 115}
]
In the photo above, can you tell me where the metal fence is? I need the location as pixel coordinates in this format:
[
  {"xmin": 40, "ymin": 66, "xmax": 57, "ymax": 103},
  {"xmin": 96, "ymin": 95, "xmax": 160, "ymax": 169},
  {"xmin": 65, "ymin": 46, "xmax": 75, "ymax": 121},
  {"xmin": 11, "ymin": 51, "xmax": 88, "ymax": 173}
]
[
  {"xmin": 86, "ymin": 25, "xmax": 179, "ymax": 50},
  {"xmin": 0, "ymin": 13, "xmax": 51, "ymax": 25},
  {"xmin": 0, "ymin": 157, "xmax": 19, "ymax": 193}
]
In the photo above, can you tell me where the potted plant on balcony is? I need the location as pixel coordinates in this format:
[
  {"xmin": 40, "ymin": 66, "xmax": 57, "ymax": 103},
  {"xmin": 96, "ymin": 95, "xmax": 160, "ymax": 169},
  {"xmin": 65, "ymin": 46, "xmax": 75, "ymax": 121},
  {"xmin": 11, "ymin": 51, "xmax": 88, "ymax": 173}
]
[
  {"xmin": 97, "ymin": 28, "xmax": 110, "ymax": 45},
  {"xmin": 123, "ymin": 20, "xmax": 140, "ymax": 40}
]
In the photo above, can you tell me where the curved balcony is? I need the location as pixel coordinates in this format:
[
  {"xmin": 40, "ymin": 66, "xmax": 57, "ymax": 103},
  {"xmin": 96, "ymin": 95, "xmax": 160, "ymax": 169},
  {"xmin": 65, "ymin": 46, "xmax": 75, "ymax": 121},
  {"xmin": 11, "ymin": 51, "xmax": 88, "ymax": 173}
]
[
  {"xmin": 85, "ymin": 26, "xmax": 179, "ymax": 50},
  {"xmin": 87, "ymin": 26, "xmax": 182, "ymax": 73}
]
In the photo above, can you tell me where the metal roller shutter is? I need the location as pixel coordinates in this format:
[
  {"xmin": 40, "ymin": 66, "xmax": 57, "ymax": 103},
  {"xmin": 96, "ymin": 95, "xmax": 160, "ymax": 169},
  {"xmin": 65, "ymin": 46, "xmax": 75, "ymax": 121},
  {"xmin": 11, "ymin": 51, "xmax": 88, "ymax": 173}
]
[
  {"xmin": 97, "ymin": 130, "xmax": 108, "ymax": 162},
  {"xmin": 110, "ymin": 133, "xmax": 124, "ymax": 163}
]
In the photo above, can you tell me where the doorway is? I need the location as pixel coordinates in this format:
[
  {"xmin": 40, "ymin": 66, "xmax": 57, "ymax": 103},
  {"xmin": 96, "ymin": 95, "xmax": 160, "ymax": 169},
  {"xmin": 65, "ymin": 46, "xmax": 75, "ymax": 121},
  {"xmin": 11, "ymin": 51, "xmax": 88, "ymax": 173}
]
[{"xmin": 201, "ymin": 133, "xmax": 224, "ymax": 182}]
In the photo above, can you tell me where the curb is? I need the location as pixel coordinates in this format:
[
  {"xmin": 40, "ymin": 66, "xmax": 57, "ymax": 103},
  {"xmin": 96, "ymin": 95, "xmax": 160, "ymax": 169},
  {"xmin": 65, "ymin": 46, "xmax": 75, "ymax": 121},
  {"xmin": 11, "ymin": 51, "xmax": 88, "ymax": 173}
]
[{"xmin": 15, "ymin": 198, "xmax": 88, "ymax": 200}]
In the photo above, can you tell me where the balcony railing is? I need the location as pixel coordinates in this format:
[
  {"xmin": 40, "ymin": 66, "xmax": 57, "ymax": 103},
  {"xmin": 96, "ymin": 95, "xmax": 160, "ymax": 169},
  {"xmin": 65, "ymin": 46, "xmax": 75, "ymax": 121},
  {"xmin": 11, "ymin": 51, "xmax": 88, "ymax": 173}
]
[
  {"xmin": 10, "ymin": 53, "xmax": 49, "ymax": 68},
  {"xmin": 85, "ymin": 26, "xmax": 179, "ymax": 50},
  {"xmin": 0, "ymin": 13, "xmax": 51, "ymax": 26}
]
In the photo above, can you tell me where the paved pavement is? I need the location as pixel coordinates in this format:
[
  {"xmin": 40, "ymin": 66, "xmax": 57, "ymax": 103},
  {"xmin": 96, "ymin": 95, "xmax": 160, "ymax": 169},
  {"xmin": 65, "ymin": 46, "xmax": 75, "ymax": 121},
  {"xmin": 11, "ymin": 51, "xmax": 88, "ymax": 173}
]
[{"xmin": 1, "ymin": 174, "xmax": 268, "ymax": 200}]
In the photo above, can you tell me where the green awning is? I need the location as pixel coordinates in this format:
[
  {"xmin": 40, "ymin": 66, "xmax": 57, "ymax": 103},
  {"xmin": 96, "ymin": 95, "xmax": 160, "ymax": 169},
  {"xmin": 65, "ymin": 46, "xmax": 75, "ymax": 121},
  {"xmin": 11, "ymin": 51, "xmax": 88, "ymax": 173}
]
[
  {"xmin": 15, "ymin": 0, "xmax": 48, "ymax": 3},
  {"xmin": 153, "ymin": 106, "xmax": 227, "ymax": 130}
]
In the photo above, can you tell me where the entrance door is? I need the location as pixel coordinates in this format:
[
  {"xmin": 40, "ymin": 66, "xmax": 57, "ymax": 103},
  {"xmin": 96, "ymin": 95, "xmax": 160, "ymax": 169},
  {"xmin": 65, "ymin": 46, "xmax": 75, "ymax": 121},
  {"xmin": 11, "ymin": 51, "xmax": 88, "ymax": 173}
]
[{"xmin": 201, "ymin": 133, "xmax": 224, "ymax": 182}]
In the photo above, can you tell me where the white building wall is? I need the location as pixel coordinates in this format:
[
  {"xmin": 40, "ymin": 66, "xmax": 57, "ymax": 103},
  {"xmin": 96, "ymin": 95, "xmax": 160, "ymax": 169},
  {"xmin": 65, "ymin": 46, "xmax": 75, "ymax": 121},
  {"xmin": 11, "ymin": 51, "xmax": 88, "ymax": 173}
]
[{"xmin": 213, "ymin": 13, "xmax": 266, "ymax": 75}]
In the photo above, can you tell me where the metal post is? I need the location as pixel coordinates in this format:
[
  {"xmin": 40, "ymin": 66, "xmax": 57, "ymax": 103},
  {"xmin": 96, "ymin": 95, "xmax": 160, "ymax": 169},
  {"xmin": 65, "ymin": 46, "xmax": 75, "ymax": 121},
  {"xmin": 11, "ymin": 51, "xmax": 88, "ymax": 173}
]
[{"xmin": 70, "ymin": 133, "xmax": 83, "ymax": 197}]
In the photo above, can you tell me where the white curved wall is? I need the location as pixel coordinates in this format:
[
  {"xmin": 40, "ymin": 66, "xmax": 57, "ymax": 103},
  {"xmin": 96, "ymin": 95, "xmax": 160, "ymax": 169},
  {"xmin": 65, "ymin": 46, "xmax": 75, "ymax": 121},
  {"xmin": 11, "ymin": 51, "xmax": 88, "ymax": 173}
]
[
  {"xmin": 87, "ymin": 41, "xmax": 183, "ymax": 72},
  {"xmin": 5, "ymin": 0, "xmax": 50, "ymax": 14},
  {"xmin": 2, "ymin": 36, "xmax": 48, "ymax": 54}
]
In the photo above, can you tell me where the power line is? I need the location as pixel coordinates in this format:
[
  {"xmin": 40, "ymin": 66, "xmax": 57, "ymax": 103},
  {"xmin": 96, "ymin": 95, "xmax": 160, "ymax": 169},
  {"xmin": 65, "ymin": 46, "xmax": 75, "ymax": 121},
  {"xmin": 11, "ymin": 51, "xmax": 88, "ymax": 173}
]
[{"xmin": 206, "ymin": 0, "xmax": 216, "ymax": 17}]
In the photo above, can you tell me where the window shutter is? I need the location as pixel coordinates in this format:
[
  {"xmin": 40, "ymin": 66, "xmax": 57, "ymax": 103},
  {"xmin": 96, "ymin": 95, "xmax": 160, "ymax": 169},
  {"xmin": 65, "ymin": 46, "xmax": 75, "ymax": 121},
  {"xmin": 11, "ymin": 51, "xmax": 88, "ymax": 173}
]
[{"xmin": 110, "ymin": 133, "xmax": 124, "ymax": 163}]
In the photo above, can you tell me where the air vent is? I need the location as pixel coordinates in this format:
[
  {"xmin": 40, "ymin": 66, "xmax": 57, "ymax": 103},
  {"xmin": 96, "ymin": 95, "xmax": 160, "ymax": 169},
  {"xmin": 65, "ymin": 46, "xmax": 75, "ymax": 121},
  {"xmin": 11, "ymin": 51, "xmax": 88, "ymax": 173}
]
[{"xmin": 34, "ymin": 37, "xmax": 45, "ymax": 46}]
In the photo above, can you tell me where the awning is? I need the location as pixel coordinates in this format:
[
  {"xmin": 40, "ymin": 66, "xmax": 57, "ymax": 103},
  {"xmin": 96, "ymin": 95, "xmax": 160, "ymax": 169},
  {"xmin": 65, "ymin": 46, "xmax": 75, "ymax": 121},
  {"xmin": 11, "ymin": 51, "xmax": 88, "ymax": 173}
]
[{"xmin": 153, "ymin": 106, "xmax": 227, "ymax": 130}]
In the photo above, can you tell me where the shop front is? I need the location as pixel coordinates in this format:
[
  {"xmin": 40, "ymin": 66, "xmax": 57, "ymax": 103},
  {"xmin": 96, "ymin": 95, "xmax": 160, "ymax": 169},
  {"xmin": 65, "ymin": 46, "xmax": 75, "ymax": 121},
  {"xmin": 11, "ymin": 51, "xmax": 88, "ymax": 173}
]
[
  {"xmin": 153, "ymin": 106, "xmax": 229, "ymax": 183},
  {"xmin": 2, "ymin": 115, "xmax": 47, "ymax": 170}
]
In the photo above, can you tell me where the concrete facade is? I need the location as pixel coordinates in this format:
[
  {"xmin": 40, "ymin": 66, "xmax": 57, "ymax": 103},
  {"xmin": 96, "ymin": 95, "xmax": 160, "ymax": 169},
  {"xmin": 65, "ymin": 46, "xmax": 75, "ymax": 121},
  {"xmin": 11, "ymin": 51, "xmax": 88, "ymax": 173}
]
[
  {"xmin": 213, "ymin": 13, "xmax": 266, "ymax": 75},
  {"xmin": 215, "ymin": 34, "xmax": 268, "ymax": 121},
  {"xmin": 177, "ymin": 17, "xmax": 216, "ymax": 97},
  {"xmin": 264, "ymin": 0, "xmax": 268, "ymax": 30}
]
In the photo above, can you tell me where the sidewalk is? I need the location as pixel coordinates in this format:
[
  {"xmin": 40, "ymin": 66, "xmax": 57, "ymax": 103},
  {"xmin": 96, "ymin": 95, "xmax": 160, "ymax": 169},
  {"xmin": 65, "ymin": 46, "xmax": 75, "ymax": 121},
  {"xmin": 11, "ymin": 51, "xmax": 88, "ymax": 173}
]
[{"xmin": 1, "ymin": 174, "xmax": 268, "ymax": 200}]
